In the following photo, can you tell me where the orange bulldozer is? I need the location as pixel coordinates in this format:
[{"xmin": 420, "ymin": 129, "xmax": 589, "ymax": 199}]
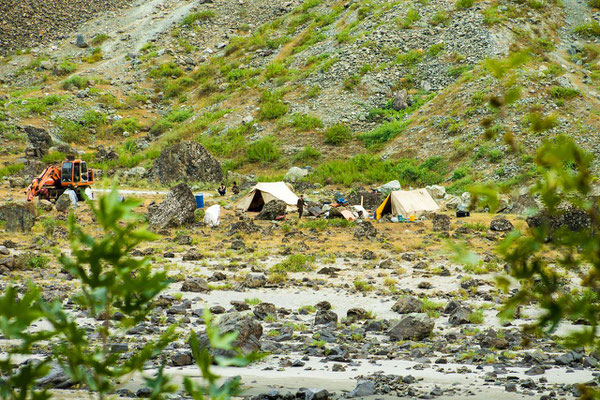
[{"xmin": 26, "ymin": 156, "xmax": 94, "ymax": 201}]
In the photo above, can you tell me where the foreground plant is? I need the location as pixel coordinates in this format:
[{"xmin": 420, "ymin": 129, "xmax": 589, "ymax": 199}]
[{"xmin": 0, "ymin": 187, "xmax": 260, "ymax": 400}]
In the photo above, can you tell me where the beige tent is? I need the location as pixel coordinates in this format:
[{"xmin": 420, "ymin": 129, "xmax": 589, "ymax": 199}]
[
  {"xmin": 236, "ymin": 182, "xmax": 299, "ymax": 212},
  {"xmin": 376, "ymin": 189, "xmax": 440, "ymax": 219}
]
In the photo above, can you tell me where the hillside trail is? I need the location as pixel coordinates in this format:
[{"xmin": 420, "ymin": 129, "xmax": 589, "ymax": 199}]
[{"xmin": 550, "ymin": 0, "xmax": 600, "ymax": 102}]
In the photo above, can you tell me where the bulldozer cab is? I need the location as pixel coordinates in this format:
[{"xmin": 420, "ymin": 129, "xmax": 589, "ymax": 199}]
[{"xmin": 61, "ymin": 160, "xmax": 92, "ymax": 185}]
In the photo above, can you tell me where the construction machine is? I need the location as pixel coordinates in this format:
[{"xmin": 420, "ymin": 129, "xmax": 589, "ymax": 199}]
[{"xmin": 26, "ymin": 156, "xmax": 94, "ymax": 201}]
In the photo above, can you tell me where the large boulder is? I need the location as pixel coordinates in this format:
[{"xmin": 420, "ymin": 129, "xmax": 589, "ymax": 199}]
[
  {"xmin": 387, "ymin": 314, "xmax": 434, "ymax": 341},
  {"xmin": 490, "ymin": 217, "xmax": 513, "ymax": 232},
  {"xmin": 432, "ymin": 213, "xmax": 450, "ymax": 232},
  {"xmin": 23, "ymin": 125, "xmax": 52, "ymax": 157},
  {"xmin": 377, "ymin": 180, "xmax": 401, "ymax": 194},
  {"xmin": 0, "ymin": 202, "xmax": 37, "ymax": 232},
  {"xmin": 426, "ymin": 185, "xmax": 446, "ymax": 200},
  {"xmin": 392, "ymin": 297, "xmax": 423, "ymax": 314},
  {"xmin": 217, "ymin": 313, "xmax": 263, "ymax": 354},
  {"xmin": 55, "ymin": 192, "xmax": 74, "ymax": 212},
  {"xmin": 149, "ymin": 141, "xmax": 223, "ymax": 185},
  {"xmin": 181, "ymin": 277, "xmax": 209, "ymax": 292},
  {"xmin": 256, "ymin": 200, "xmax": 286, "ymax": 220},
  {"xmin": 353, "ymin": 221, "xmax": 377, "ymax": 240},
  {"xmin": 526, "ymin": 205, "xmax": 591, "ymax": 235},
  {"xmin": 284, "ymin": 167, "xmax": 309, "ymax": 183},
  {"xmin": 393, "ymin": 89, "xmax": 408, "ymax": 111},
  {"xmin": 148, "ymin": 183, "xmax": 197, "ymax": 228}
]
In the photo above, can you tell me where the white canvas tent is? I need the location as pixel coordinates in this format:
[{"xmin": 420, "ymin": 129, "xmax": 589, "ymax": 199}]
[
  {"xmin": 376, "ymin": 189, "xmax": 440, "ymax": 219},
  {"xmin": 236, "ymin": 182, "xmax": 299, "ymax": 212}
]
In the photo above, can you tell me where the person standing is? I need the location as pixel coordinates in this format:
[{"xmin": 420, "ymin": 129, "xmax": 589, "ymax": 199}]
[{"xmin": 297, "ymin": 194, "xmax": 305, "ymax": 219}]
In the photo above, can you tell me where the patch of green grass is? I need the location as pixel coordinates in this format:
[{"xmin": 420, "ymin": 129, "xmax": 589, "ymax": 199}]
[
  {"xmin": 57, "ymin": 61, "xmax": 77, "ymax": 75},
  {"xmin": 244, "ymin": 297, "xmax": 262, "ymax": 305},
  {"xmin": 468, "ymin": 310, "xmax": 485, "ymax": 324},
  {"xmin": 81, "ymin": 110, "xmax": 106, "ymax": 127},
  {"xmin": 550, "ymin": 86, "xmax": 580, "ymax": 99},
  {"xmin": 307, "ymin": 84, "xmax": 321, "ymax": 98},
  {"xmin": 395, "ymin": 49, "xmax": 424, "ymax": 66},
  {"xmin": 353, "ymin": 279, "xmax": 374, "ymax": 292},
  {"xmin": 399, "ymin": 8, "xmax": 420, "ymax": 29},
  {"xmin": 289, "ymin": 113, "xmax": 323, "ymax": 131},
  {"xmin": 422, "ymin": 298, "xmax": 444, "ymax": 318},
  {"xmin": 149, "ymin": 62, "xmax": 183, "ymax": 79},
  {"xmin": 0, "ymin": 163, "xmax": 24, "ymax": 178},
  {"xmin": 455, "ymin": 0, "xmax": 474, "ymax": 9},
  {"xmin": 462, "ymin": 222, "xmax": 487, "ymax": 231},
  {"xmin": 181, "ymin": 10, "xmax": 215, "ymax": 26},
  {"xmin": 61, "ymin": 75, "xmax": 89, "ymax": 90},
  {"xmin": 42, "ymin": 152, "xmax": 66, "ymax": 164},
  {"xmin": 295, "ymin": 145, "xmax": 321, "ymax": 162},
  {"xmin": 448, "ymin": 64, "xmax": 472, "ymax": 78},
  {"xmin": 298, "ymin": 305, "xmax": 317, "ymax": 313},
  {"xmin": 430, "ymin": 10, "xmax": 449, "ymax": 26},
  {"xmin": 83, "ymin": 48, "xmax": 103, "ymax": 63},
  {"xmin": 574, "ymin": 21, "xmax": 600, "ymax": 37},
  {"xmin": 109, "ymin": 117, "xmax": 140, "ymax": 135},
  {"xmin": 91, "ymin": 34, "xmax": 110, "ymax": 46},
  {"xmin": 427, "ymin": 43, "xmax": 445, "ymax": 57},
  {"xmin": 55, "ymin": 118, "xmax": 88, "ymax": 144},
  {"xmin": 324, "ymin": 124, "xmax": 352, "ymax": 145},
  {"xmin": 27, "ymin": 255, "xmax": 51, "ymax": 269},
  {"xmin": 259, "ymin": 90, "xmax": 288, "ymax": 120},
  {"xmin": 343, "ymin": 74, "xmax": 361, "ymax": 90},
  {"xmin": 360, "ymin": 119, "xmax": 410, "ymax": 148},
  {"xmin": 271, "ymin": 254, "xmax": 314, "ymax": 273},
  {"xmin": 246, "ymin": 136, "xmax": 281, "ymax": 163}
]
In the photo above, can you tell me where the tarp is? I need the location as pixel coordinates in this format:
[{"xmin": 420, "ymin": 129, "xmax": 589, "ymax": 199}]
[
  {"xmin": 204, "ymin": 204, "xmax": 220, "ymax": 227},
  {"xmin": 341, "ymin": 210, "xmax": 355, "ymax": 221},
  {"xmin": 64, "ymin": 189, "xmax": 78, "ymax": 205},
  {"xmin": 236, "ymin": 182, "xmax": 299, "ymax": 212},
  {"xmin": 376, "ymin": 189, "xmax": 440, "ymax": 219}
]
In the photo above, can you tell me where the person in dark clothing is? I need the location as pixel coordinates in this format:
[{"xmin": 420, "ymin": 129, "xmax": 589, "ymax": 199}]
[
  {"xmin": 231, "ymin": 181, "xmax": 240, "ymax": 195},
  {"xmin": 297, "ymin": 194, "xmax": 305, "ymax": 219},
  {"xmin": 217, "ymin": 183, "xmax": 226, "ymax": 196}
]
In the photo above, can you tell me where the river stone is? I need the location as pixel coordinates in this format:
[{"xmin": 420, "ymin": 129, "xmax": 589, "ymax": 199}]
[
  {"xmin": 0, "ymin": 202, "xmax": 37, "ymax": 232},
  {"xmin": 432, "ymin": 213, "xmax": 450, "ymax": 231},
  {"xmin": 218, "ymin": 312, "xmax": 263, "ymax": 354},
  {"xmin": 148, "ymin": 183, "xmax": 197, "ymax": 228},
  {"xmin": 392, "ymin": 296, "xmax": 424, "ymax": 314},
  {"xmin": 284, "ymin": 166, "xmax": 309, "ymax": 183},
  {"xmin": 490, "ymin": 217, "xmax": 513, "ymax": 232},
  {"xmin": 388, "ymin": 314, "xmax": 434, "ymax": 341},
  {"xmin": 353, "ymin": 221, "xmax": 377, "ymax": 240},
  {"xmin": 181, "ymin": 277, "xmax": 209, "ymax": 292},
  {"xmin": 55, "ymin": 192, "xmax": 74, "ymax": 212},
  {"xmin": 149, "ymin": 141, "xmax": 223, "ymax": 185}
]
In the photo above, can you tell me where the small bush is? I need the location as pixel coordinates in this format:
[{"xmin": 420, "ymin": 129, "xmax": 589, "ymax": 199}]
[
  {"xmin": 0, "ymin": 163, "xmax": 24, "ymax": 178},
  {"xmin": 343, "ymin": 74, "xmax": 361, "ymax": 90},
  {"xmin": 246, "ymin": 136, "xmax": 280, "ymax": 163},
  {"xmin": 148, "ymin": 62, "xmax": 183, "ymax": 78},
  {"xmin": 324, "ymin": 124, "xmax": 352, "ymax": 145},
  {"xmin": 57, "ymin": 61, "xmax": 77, "ymax": 75},
  {"xmin": 84, "ymin": 48, "xmax": 103, "ymax": 63},
  {"xmin": 455, "ymin": 0, "xmax": 474, "ymax": 9},
  {"xmin": 290, "ymin": 113, "xmax": 323, "ymax": 131},
  {"xmin": 110, "ymin": 117, "xmax": 140, "ymax": 135},
  {"xmin": 400, "ymin": 8, "xmax": 420, "ymax": 29},
  {"xmin": 265, "ymin": 61, "xmax": 287, "ymax": 79},
  {"xmin": 396, "ymin": 49, "xmax": 424, "ymax": 66},
  {"xmin": 295, "ymin": 146, "xmax": 321, "ymax": 162},
  {"xmin": 573, "ymin": 21, "xmax": 600, "ymax": 36},
  {"xmin": 427, "ymin": 43, "xmax": 445, "ymax": 57},
  {"xmin": 353, "ymin": 279, "xmax": 374, "ymax": 292},
  {"xmin": 28, "ymin": 255, "xmax": 51, "ymax": 269},
  {"xmin": 430, "ymin": 10, "xmax": 449, "ymax": 26},
  {"xmin": 42, "ymin": 152, "xmax": 66, "ymax": 164},
  {"xmin": 271, "ymin": 254, "xmax": 313, "ymax": 273},
  {"xmin": 360, "ymin": 119, "xmax": 409, "ymax": 148},
  {"xmin": 166, "ymin": 108, "xmax": 194, "ymax": 123},
  {"xmin": 307, "ymin": 84, "xmax": 321, "ymax": 98},
  {"xmin": 61, "ymin": 75, "xmax": 89, "ymax": 90},
  {"xmin": 81, "ymin": 110, "xmax": 106, "ymax": 127},
  {"xmin": 551, "ymin": 86, "xmax": 580, "ymax": 99},
  {"xmin": 181, "ymin": 10, "xmax": 215, "ymax": 26},
  {"xmin": 468, "ymin": 310, "xmax": 485, "ymax": 324},
  {"xmin": 588, "ymin": 0, "xmax": 600, "ymax": 7},
  {"xmin": 91, "ymin": 34, "xmax": 110, "ymax": 46}
]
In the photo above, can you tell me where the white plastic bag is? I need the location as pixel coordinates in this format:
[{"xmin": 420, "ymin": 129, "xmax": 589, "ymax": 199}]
[{"xmin": 203, "ymin": 205, "xmax": 220, "ymax": 227}]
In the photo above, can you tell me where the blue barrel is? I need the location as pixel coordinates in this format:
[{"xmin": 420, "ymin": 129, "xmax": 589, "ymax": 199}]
[{"xmin": 194, "ymin": 194, "xmax": 204, "ymax": 209}]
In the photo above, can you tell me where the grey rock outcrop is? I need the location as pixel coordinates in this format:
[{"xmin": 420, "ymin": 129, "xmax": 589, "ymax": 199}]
[
  {"xmin": 353, "ymin": 221, "xmax": 377, "ymax": 240},
  {"xmin": 148, "ymin": 183, "xmax": 197, "ymax": 228},
  {"xmin": 388, "ymin": 314, "xmax": 434, "ymax": 341},
  {"xmin": 392, "ymin": 297, "xmax": 423, "ymax": 314},
  {"xmin": 432, "ymin": 213, "xmax": 450, "ymax": 232},
  {"xmin": 490, "ymin": 217, "xmax": 513, "ymax": 232},
  {"xmin": 0, "ymin": 202, "xmax": 37, "ymax": 232},
  {"xmin": 149, "ymin": 141, "xmax": 223, "ymax": 185},
  {"xmin": 181, "ymin": 277, "xmax": 209, "ymax": 292},
  {"xmin": 256, "ymin": 200, "xmax": 286, "ymax": 220}
]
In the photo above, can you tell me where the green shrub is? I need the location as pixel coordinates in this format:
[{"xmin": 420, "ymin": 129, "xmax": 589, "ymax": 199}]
[
  {"xmin": 396, "ymin": 49, "xmax": 424, "ymax": 66},
  {"xmin": 307, "ymin": 84, "xmax": 321, "ymax": 98},
  {"xmin": 588, "ymin": 0, "xmax": 600, "ymax": 7},
  {"xmin": 61, "ymin": 75, "xmax": 89, "ymax": 89},
  {"xmin": 91, "ymin": 34, "xmax": 110, "ymax": 46},
  {"xmin": 42, "ymin": 152, "xmax": 66, "ymax": 164},
  {"xmin": 163, "ymin": 76, "xmax": 194, "ymax": 98},
  {"xmin": 41, "ymin": 217, "xmax": 58, "ymax": 237},
  {"xmin": 265, "ymin": 61, "xmax": 287, "ymax": 79},
  {"xmin": 455, "ymin": 0, "xmax": 474, "ymax": 9},
  {"xmin": 360, "ymin": 119, "xmax": 409, "ymax": 148},
  {"xmin": 181, "ymin": 10, "xmax": 215, "ymax": 26},
  {"xmin": 353, "ymin": 279, "xmax": 374, "ymax": 292},
  {"xmin": 246, "ymin": 136, "xmax": 280, "ymax": 163},
  {"xmin": 83, "ymin": 48, "xmax": 103, "ymax": 63},
  {"xmin": 295, "ymin": 146, "xmax": 321, "ymax": 162},
  {"xmin": 148, "ymin": 62, "xmax": 183, "ymax": 78},
  {"xmin": 400, "ymin": 8, "xmax": 420, "ymax": 28},
  {"xmin": 343, "ymin": 74, "xmax": 361, "ymax": 90},
  {"xmin": 427, "ymin": 43, "xmax": 445, "ymax": 57},
  {"xmin": 110, "ymin": 117, "xmax": 140, "ymax": 135},
  {"xmin": 57, "ymin": 61, "xmax": 77, "ymax": 75},
  {"xmin": 56, "ymin": 118, "xmax": 88, "ymax": 143},
  {"xmin": 271, "ymin": 254, "xmax": 314, "ymax": 273},
  {"xmin": 430, "ymin": 10, "xmax": 449, "ymax": 26},
  {"xmin": 81, "ymin": 110, "xmax": 106, "ymax": 127},
  {"xmin": 166, "ymin": 108, "xmax": 194, "ymax": 122},
  {"xmin": 324, "ymin": 124, "xmax": 352, "ymax": 145},
  {"xmin": 551, "ymin": 86, "xmax": 580, "ymax": 99},
  {"xmin": 574, "ymin": 21, "xmax": 600, "ymax": 36},
  {"xmin": 0, "ymin": 163, "xmax": 24, "ymax": 178},
  {"xmin": 290, "ymin": 113, "xmax": 323, "ymax": 131},
  {"xmin": 448, "ymin": 64, "xmax": 472, "ymax": 77}
]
